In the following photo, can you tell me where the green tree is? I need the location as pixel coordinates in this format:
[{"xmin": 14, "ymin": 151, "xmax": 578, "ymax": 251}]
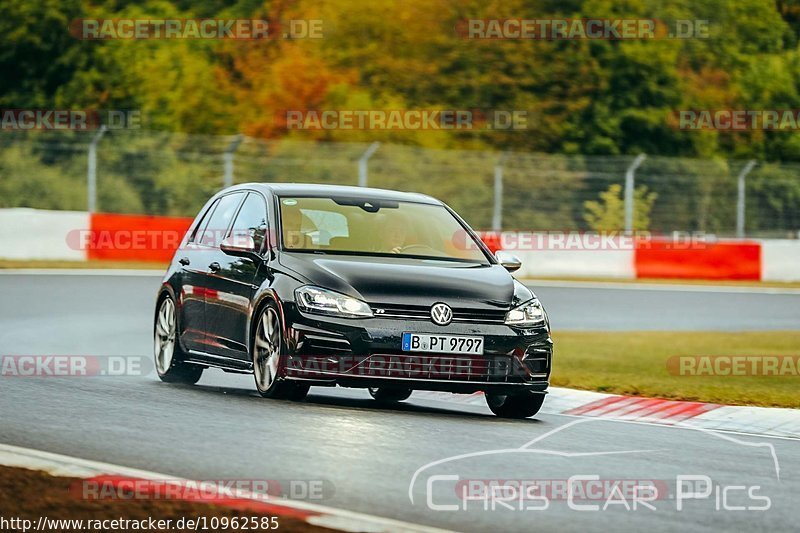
[{"xmin": 583, "ymin": 183, "xmax": 658, "ymax": 231}]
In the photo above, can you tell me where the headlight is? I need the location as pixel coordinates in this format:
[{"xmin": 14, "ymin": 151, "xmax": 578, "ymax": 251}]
[
  {"xmin": 295, "ymin": 286, "xmax": 373, "ymax": 318},
  {"xmin": 505, "ymin": 298, "xmax": 545, "ymax": 326}
]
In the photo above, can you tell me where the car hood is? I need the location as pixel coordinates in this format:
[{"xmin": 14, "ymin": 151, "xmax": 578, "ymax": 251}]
[{"xmin": 278, "ymin": 252, "xmax": 524, "ymax": 309}]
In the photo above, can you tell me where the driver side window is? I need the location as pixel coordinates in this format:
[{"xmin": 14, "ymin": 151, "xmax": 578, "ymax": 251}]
[{"xmin": 229, "ymin": 192, "xmax": 269, "ymax": 252}]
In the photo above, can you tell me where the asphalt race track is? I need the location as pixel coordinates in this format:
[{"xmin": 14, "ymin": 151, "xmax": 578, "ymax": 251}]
[{"xmin": 1, "ymin": 272, "xmax": 799, "ymax": 532}]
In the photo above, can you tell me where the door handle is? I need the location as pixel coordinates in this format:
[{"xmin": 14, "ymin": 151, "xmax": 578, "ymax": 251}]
[
  {"xmin": 208, "ymin": 262, "xmax": 221, "ymax": 272},
  {"xmin": 178, "ymin": 257, "xmax": 190, "ymax": 266}
]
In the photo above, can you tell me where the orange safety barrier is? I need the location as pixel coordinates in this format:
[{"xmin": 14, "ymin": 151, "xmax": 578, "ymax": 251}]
[
  {"xmin": 87, "ymin": 213, "xmax": 193, "ymax": 262},
  {"xmin": 84, "ymin": 213, "xmax": 765, "ymax": 281},
  {"xmin": 634, "ymin": 239, "xmax": 761, "ymax": 280}
]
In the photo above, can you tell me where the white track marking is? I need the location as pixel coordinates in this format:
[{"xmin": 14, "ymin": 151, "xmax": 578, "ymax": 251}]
[{"xmin": 0, "ymin": 443, "xmax": 453, "ymax": 533}]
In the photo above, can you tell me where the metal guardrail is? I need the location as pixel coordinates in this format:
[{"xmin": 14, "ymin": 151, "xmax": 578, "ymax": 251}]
[{"xmin": 0, "ymin": 130, "xmax": 798, "ymax": 238}]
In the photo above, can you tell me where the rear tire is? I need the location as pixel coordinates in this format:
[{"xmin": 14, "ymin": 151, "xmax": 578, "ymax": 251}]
[
  {"xmin": 485, "ymin": 391, "xmax": 545, "ymax": 419},
  {"xmin": 368, "ymin": 387, "xmax": 412, "ymax": 403},
  {"xmin": 154, "ymin": 295, "xmax": 204, "ymax": 385}
]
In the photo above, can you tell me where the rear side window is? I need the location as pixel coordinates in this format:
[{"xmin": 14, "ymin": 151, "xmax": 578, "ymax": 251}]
[
  {"xmin": 198, "ymin": 193, "xmax": 244, "ymax": 247},
  {"xmin": 230, "ymin": 193, "xmax": 269, "ymax": 252}
]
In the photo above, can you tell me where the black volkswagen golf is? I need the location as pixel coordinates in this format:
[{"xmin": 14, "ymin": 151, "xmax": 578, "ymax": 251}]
[{"xmin": 154, "ymin": 184, "xmax": 552, "ymax": 418}]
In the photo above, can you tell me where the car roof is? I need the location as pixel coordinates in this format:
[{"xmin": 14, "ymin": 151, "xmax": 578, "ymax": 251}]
[{"xmin": 229, "ymin": 183, "xmax": 442, "ymax": 205}]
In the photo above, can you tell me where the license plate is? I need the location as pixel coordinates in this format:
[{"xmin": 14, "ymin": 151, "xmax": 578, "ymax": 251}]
[{"xmin": 401, "ymin": 333, "xmax": 484, "ymax": 355}]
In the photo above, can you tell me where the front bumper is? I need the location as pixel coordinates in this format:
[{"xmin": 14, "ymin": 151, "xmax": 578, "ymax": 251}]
[{"xmin": 281, "ymin": 303, "xmax": 552, "ymax": 394}]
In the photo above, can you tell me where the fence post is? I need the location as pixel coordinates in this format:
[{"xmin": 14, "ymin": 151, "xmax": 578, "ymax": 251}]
[
  {"xmin": 736, "ymin": 159, "xmax": 757, "ymax": 238},
  {"xmin": 223, "ymin": 134, "xmax": 244, "ymax": 189},
  {"xmin": 358, "ymin": 142, "xmax": 380, "ymax": 187},
  {"xmin": 624, "ymin": 153, "xmax": 647, "ymax": 233},
  {"xmin": 492, "ymin": 152, "xmax": 509, "ymax": 232},
  {"xmin": 87, "ymin": 125, "xmax": 108, "ymax": 213}
]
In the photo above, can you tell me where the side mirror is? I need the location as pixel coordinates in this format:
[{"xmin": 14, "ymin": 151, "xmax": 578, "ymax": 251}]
[
  {"xmin": 220, "ymin": 234, "xmax": 258, "ymax": 258},
  {"xmin": 495, "ymin": 250, "xmax": 522, "ymax": 273}
]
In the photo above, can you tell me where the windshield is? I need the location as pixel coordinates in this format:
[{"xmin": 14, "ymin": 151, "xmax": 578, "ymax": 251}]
[{"xmin": 278, "ymin": 196, "xmax": 490, "ymax": 263}]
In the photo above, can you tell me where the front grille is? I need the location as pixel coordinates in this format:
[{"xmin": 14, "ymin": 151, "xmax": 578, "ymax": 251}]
[
  {"xmin": 288, "ymin": 353, "xmax": 516, "ymax": 382},
  {"xmin": 372, "ymin": 303, "xmax": 507, "ymax": 324}
]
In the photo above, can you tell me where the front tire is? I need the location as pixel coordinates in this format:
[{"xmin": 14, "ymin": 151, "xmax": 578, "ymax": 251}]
[
  {"xmin": 154, "ymin": 295, "xmax": 203, "ymax": 384},
  {"xmin": 485, "ymin": 391, "xmax": 545, "ymax": 419},
  {"xmin": 369, "ymin": 387, "xmax": 413, "ymax": 403},
  {"xmin": 253, "ymin": 303, "xmax": 306, "ymax": 400}
]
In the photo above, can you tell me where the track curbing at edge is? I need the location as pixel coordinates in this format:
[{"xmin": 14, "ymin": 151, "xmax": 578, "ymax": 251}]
[
  {"xmin": 0, "ymin": 443, "xmax": 454, "ymax": 533},
  {"xmin": 412, "ymin": 388, "xmax": 800, "ymax": 439}
]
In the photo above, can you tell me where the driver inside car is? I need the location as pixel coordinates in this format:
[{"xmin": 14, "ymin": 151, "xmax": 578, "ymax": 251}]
[{"xmin": 383, "ymin": 216, "xmax": 410, "ymax": 253}]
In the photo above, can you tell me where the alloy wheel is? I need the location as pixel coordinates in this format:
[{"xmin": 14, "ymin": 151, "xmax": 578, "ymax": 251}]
[
  {"xmin": 154, "ymin": 297, "xmax": 176, "ymax": 374},
  {"xmin": 254, "ymin": 307, "xmax": 282, "ymax": 391}
]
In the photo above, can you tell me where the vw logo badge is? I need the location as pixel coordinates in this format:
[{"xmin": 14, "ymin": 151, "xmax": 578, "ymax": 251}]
[{"xmin": 430, "ymin": 303, "xmax": 453, "ymax": 326}]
